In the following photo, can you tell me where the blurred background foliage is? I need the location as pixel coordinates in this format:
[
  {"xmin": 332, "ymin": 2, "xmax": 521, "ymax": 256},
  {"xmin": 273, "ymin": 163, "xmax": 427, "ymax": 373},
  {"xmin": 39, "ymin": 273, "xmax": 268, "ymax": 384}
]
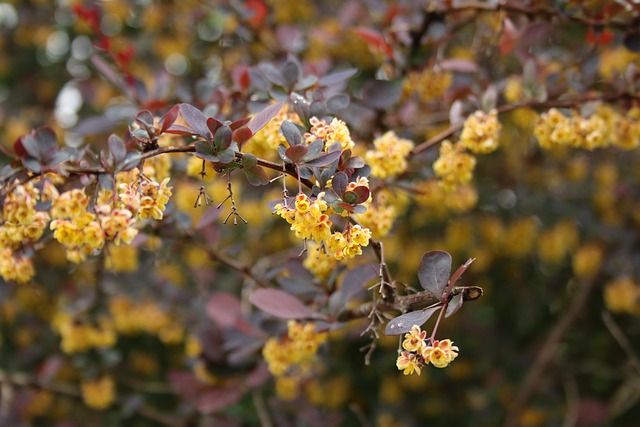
[{"xmin": 1, "ymin": 0, "xmax": 640, "ymax": 426}]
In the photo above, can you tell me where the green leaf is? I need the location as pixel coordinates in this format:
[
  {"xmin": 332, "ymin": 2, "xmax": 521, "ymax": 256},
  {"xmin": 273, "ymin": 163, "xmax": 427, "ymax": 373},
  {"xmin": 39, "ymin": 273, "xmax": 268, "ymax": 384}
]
[
  {"xmin": 243, "ymin": 165, "xmax": 269, "ymax": 186},
  {"xmin": 194, "ymin": 141, "xmax": 220, "ymax": 163}
]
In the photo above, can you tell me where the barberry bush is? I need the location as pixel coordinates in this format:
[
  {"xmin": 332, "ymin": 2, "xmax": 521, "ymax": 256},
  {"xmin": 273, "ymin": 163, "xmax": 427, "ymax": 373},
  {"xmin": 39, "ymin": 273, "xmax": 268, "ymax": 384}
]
[{"xmin": 1, "ymin": 1, "xmax": 640, "ymax": 426}]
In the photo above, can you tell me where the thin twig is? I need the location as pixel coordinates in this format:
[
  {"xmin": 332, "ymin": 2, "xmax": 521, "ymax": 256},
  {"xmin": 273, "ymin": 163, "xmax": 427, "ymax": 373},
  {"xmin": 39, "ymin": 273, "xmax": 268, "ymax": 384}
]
[
  {"xmin": 503, "ymin": 276, "xmax": 599, "ymax": 427},
  {"xmin": 602, "ymin": 311, "xmax": 640, "ymax": 376}
]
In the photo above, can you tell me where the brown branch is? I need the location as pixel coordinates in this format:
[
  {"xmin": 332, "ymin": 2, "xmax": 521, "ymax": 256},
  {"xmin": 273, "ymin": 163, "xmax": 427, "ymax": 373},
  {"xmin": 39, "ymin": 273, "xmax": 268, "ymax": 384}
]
[
  {"xmin": 337, "ymin": 285, "xmax": 483, "ymax": 322},
  {"xmin": 0, "ymin": 370, "xmax": 183, "ymax": 427},
  {"xmin": 443, "ymin": 1, "xmax": 638, "ymax": 31},
  {"xmin": 502, "ymin": 276, "xmax": 599, "ymax": 427}
]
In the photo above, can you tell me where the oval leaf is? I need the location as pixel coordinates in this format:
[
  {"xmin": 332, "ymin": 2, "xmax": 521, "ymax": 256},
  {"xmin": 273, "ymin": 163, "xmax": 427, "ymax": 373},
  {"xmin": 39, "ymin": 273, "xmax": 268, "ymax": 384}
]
[
  {"xmin": 384, "ymin": 306, "xmax": 441, "ymax": 336},
  {"xmin": 248, "ymin": 102, "xmax": 284, "ymax": 135},
  {"xmin": 249, "ymin": 288, "xmax": 313, "ymax": 319},
  {"xmin": 417, "ymin": 251, "xmax": 452, "ymax": 301},
  {"xmin": 331, "ymin": 172, "xmax": 348, "ymax": 195},
  {"xmin": 179, "ymin": 103, "xmax": 210, "ymax": 139},
  {"xmin": 285, "ymin": 144, "xmax": 308, "ymax": 163},
  {"xmin": 445, "ymin": 292, "xmax": 464, "ymax": 318},
  {"xmin": 281, "ymin": 120, "xmax": 302, "ymax": 146},
  {"xmin": 362, "ymin": 80, "xmax": 402, "ymax": 109}
]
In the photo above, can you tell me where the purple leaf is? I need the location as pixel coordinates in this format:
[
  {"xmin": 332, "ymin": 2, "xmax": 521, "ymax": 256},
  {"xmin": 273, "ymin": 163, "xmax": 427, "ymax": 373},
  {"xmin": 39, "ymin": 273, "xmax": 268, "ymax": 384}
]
[
  {"xmin": 179, "ymin": 103, "xmax": 211, "ymax": 139},
  {"xmin": 418, "ymin": 251, "xmax": 452, "ymax": 301},
  {"xmin": 302, "ymin": 150, "xmax": 342, "ymax": 167},
  {"xmin": 331, "ymin": 172, "xmax": 348, "ymax": 195},
  {"xmin": 108, "ymin": 134, "xmax": 126, "ymax": 164},
  {"xmin": 230, "ymin": 117, "xmax": 252, "ymax": 130},
  {"xmin": 249, "ymin": 288, "xmax": 313, "ymax": 319},
  {"xmin": 22, "ymin": 127, "xmax": 58, "ymax": 163},
  {"xmin": 197, "ymin": 387, "xmax": 244, "ymax": 414},
  {"xmin": 385, "ymin": 306, "xmax": 441, "ymax": 336},
  {"xmin": 281, "ymin": 120, "xmax": 302, "ymax": 146},
  {"xmin": 362, "ymin": 79, "xmax": 402, "ymax": 109},
  {"xmin": 445, "ymin": 292, "xmax": 464, "ymax": 318},
  {"xmin": 351, "ymin": 186, "xmax": 370, "ymax": 204},
  {"xmin": 328, "ymin": 264, "xmax": 377, "ymax": 315},
  {"xmin": 449, "ymin": 258, "xmax": 475, "ymax": 286},
  {"xmin": 135, "ymin": 110, "xmax": 155, "ymax": 132},
  {"xmin": 318, "ymin": 68, "xmax": 358, "ymax": 87},
  {"xmin": 248, "ymin": 102, "xmax": 284, "ymax": 135},
  {"xmin": 206, "ymin": 292, "xmax": 242, "ymax": 328},
  {"xmin": 440, "ymin": 58, "xmax": 479, "ymax": 73},
  {"xmin": 206, "ymin": 117, "xmax": 223, "ymax": 137}
]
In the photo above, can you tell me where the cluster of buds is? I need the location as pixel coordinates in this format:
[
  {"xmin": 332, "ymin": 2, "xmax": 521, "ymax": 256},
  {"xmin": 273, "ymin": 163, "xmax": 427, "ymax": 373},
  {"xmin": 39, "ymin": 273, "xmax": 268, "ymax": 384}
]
[
  {"xmin": 305, "ymin": 116, "xmax": 355, "ymax": 151},
  {"xmin": 81, "ymin": 376, "xmax": 115, "ymax": 410},
  {"xmin": 365, "ymin": 130, "xmax": 414, "ymax": 179},
  {"xmin": 402, "ymin": 69, "xmax": 453, "ymax": 103},
  {"xmin": 52, "ymin": 312, "xmax": 116, "ymax": 354},
  {"xmin": 0, "ymin": 180, "xmax": 53, "ymax": 282},
  {"xmin": 326, "ymin": 224, "xmax": 372, "ymax": 261},
  {"xmin": 534, "ymin": 106, "xmax": 640, "ymax": 151},
  {"xmin": 433, "ymin": 140, "xmax": 477, "ymax": 191},
  {"xmin": 108, "ymin": 296, "xmax": 184, "ymax": 344},
  {"xmin": 395, "ymin": 325, "xmax": 459, "ymax": 375},
  {"xmin": 274, "ymin": 193, "xmax": 332, "ymax": 243},
  {"xmin": 460, "ymin": 109, "xmax": 502, "ymax": 154},
  {"xmin": 263, "ymin": 321, "xmax": 328, "ymax": 399}
]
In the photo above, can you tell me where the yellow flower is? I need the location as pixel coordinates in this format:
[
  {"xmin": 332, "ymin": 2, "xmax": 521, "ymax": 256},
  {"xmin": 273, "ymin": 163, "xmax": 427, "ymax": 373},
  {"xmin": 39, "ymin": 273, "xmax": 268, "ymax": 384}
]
[
  {"xmin": 81, "ymin": 376, "xmax": 115, "ymax": 410},
  {"xmin": 422, "ymin": 339, "xmax": 459, "ymax": 368},
  {"xmin": 396, "ymin": 351, "xmax": 422, "ymax": 376},
  {"xmin": 402, "ymin": 325, "xmax": 427, "ymax": 353}
]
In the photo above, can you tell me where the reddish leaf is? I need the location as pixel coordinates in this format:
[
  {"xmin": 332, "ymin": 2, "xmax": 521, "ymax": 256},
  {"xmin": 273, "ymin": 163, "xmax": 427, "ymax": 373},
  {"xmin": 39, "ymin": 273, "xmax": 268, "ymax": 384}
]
[
  {"xmin": 244, "ymin": 0, "xmax": 268, "ymax": 29},
  {"xmin": 206, "ymin": 292, "xmax": 242, "ymax": 328},
  {"xmin": 233, "ymin": 126, "xmax": 253, "ymax": 147},
  {"xmin": 353, "ymin": 27, "xmax": 393, "ymax": 57},
  {"xmin": 449, "ymin": 258, "xmax": 475, "ymax": 286},
  {"xmin": 160, "ymin": 104, "xmax": 180, "ymax": 133},
  {"xmin": 285, "ymin": 145, "xmax": 308, "ymax": 163},
  {"xmin": 499, "ymin": 17, "xmax": 519, "ymax": 55},
  {"xmin": 385, "ymin": 306, "xmax": 441, "ymax": 336},
  {"xmin": 230, "ymin": 117, "xmax": 251, "ymax": 130},
  {"xmin": 248, "ymin": 102, "xmax": 284, "ymax": 135},
  {"xmin": 417, "ymin": 251, "xmax": 452, "ymax": 301},
  {"xmin": 243, "ymin": 165, "xmax": 269, "ymax": 186},
  {"xmin": 249, "ymin": 288, "xmax": 314, "ymax": 319}
]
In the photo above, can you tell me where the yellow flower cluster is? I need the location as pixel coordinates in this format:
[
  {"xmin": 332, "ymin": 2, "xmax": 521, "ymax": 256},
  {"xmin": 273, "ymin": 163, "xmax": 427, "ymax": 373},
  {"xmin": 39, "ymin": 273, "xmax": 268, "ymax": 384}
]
[
  {"xmin": 305, "ymin": 116, "xmax": 355, "ymax": 151},
  {"xmin": 604, "ymin": 277, "xmax": 640, "ymax": 315},
  {"xmin": 81, "ymin": 376, "xmax": 115, "ymax": 410},
  {"xmin": 365, "ymin": 131, "xmax": 414, "ymax": 179},
  {"xmin": 0, "ymin": 180, "xmax": 53, "ymax": 282},
  {"xmin": 460, "ymin": 109, "xmax": 502, "ymax": 154},
  {"xmin": 534, "ymin": 106, "xmax": 640, "ymax": 151},
  {"xmin": 303, "ymin": 242, "xmax": 338, "ymax": 280},
  {"xmin": 503, "ymin": 76, "xmax": 524, "ymax": 103},
  {"xmin": 395, "ymin": 325, "xmax": 459, "ymax": 375},
  {"xmin": 433, "ymin": 141, "xmax": 477, "ymax": 191},
  {"xmin": 118, "ymin": 176, "xmax": 173, "ymax": 221},
  {"xmin": 263, "ymin": 321, "xmax": 328, "ymax": 399},
  {"xmin": 572, "ymin": 243, "xmax": 603, "ymax": 278},
  {"xmin": 50, "ymin": 190, "xmax": 106, "ymax": 263},
  {"xmin": 402, "ymin": 69, "xmax": 453, "ymax": 102},
  {"xmin": 109, "ymin": 296, "xmax": 184, "ymax": 344},
  {"xmin": 356, "ymin": 199, "xmax": 397, "ymax": 239},
  {"xmin": 274, "ymin": 193, "xmax": 332, "ymax": 243},
  {"xmin": 326, "ymin": 224, "xmax": 372, "ymax": 261},
  {"xmin": 52, "ymin": 312, "xmax": 116, "ymax": 354},
  {"xmin": 536, "ymin": 220, "xmax": 579, "ymax": 264}
]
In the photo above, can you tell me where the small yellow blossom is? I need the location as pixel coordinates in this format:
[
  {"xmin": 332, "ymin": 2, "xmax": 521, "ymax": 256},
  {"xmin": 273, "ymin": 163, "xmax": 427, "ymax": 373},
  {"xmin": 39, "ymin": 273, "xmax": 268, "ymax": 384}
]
[
  {"xmin": 396, "ymin": 351, "xmax": 421, "ymax": 376},
  {"xmin": 81, "ymin": 376, "xmax": 115, "ymax": 410}
]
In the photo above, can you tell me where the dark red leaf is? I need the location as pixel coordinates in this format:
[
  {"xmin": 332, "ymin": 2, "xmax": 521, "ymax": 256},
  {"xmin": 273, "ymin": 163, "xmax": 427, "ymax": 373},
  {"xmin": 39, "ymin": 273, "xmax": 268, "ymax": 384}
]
[
  {"xmin": 230, "ymin": 117, "xmax": 252, "ymax": 130},
  {"xmin": 160, "ymin": 104, "xmax": 180, "ymax": 133},
  {"xmin": 362, "ymin": 80, "xmax": 402, "ymax": 109},
  {"xmin": 249, "ymin": 288, "xmax": 314, "ymax": 319},
  {"xmin": 233, "ymin": 126, "xmax": 253, "ymax": 147},
  {"xmin": 285, "ymin": 144, "xmax": 308, "ymax": 163}
]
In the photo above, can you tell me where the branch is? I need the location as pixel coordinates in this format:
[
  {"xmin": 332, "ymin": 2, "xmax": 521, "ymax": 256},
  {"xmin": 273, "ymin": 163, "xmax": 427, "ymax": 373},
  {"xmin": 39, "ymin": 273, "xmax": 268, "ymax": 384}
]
[
  {"xmin": 0, "ymin": 370, "xmax": 183, "ymax": 427},
  {"xmin": 337, "ymin": 285, "xmax": 483, "ymax": 322}
]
